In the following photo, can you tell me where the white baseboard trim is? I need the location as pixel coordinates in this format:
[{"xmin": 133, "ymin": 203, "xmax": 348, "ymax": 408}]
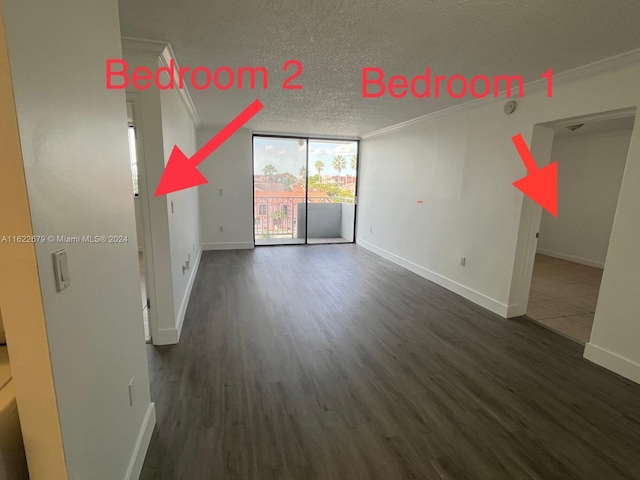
[
  {"xmin": 152, "ymin": 248, "xmax": 202, "ymax": 345},
  {"xmin": 506, "ymin": 303, "xmax": 527, "ymax": 318},
  {"xmin": 356, "ymin": 238, "xmax": 509, "ymax": 317},
  {"xmin": 584, "ymin": 343, "xmax": 640, "ymax": 385},
  {"xmin": 153, "ymin": 327, "xmax": 178, "ymax": 345},
  {"xmin": 124, "ymin": 402, "xmax": 156, "ymax": 480},
  {"xmin": 536, "ymin": 249, "xmax": 605, "ymax": 269},
  {"xmin": 202, "ymin": 242, "xmax": 254, "ymax": 251}
]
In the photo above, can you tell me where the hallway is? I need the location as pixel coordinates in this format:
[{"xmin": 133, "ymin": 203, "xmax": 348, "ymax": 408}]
[{"xmin": 141, "ymin": 246, "xmax": 640, "ymax": 480}]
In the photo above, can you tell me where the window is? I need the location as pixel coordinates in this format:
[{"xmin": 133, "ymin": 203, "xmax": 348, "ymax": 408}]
[
  {"xmin": 128, "ymin": 125, "xmax": 139, "ymax": 196},
  {"xmin": 258, "ymin": 204, "xmax": 267, "ymax": 215}
]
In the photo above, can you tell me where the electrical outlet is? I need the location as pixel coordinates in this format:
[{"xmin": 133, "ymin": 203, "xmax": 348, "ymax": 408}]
[
  {"xmin": 460, "ymin": 257, "xmax": 466, "ymax": 267},
  {"xmin": 219, "ymin": 226, "xmax": 224, "ymax": 232},
  {"xmin": 218, "ymin": 188, "xmax": 223, "ymax": 196},
  {"xmin": 369, "ymin": 227, "xmax": 373, "ymax": 233},
  {"xmin": 128, "ymin": 378, "xmax": 135, "ymax": 406}
]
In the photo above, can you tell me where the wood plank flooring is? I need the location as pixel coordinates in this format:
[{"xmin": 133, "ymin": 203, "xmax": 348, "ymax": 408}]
[{"xmin": 140, "ymin": 245, "xmax": 640, "ymax": 480}]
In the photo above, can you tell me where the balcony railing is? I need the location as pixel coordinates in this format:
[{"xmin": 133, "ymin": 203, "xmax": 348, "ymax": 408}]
[{"xmin": 254, "ymin": 196, "xmax": 354, "ymax": 239}]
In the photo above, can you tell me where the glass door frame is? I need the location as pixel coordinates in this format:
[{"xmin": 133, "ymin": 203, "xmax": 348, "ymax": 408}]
[{"xmin": 252, "ymin": 134, "xmax": 361, "ymax": 246}]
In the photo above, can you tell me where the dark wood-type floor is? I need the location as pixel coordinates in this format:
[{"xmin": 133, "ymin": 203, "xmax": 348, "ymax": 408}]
[{"xmin": 141, "ymin": 245, "xmax": 640, "ymax": 480}]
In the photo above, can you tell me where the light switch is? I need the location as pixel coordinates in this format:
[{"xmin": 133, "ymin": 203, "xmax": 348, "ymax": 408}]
[{"xmin": 53, "ymin": 250, "xmax": 70, "ymax": 292}]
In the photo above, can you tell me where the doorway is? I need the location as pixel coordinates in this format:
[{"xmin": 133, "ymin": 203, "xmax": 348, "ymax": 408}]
[
  {"xmin": 126, "ymin": 98, "xmax": 154, "ymax": 342},
  {"xmin": 253, "ymin": 135, "xmax": 359, "ymax": 246},
  {"xmin": 520, "ymin": 113, "xmax": 635, "ymax": 343}
]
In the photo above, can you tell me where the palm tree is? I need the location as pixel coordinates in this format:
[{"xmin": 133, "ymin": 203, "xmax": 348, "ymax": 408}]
[
  {"xmin": 332, "ymin": 155, "xmax": 346, "ymax": 186},
  {"xmin": 298, "ymin": 166, "xmax": 306, "ymax": 180},
  {"xmin": 314, "ymin": 160, "xmax": 324, "ymax": 177},
  {"xmin": 271, "ymin": 209, "xmax": 286, "ymax": 229},
  {"xmin": 349, "ymin": 155, "xmax": 357, "ymax": 184},
  {"xmin": 282, "ymin": 177, "xmax": 295, "ymax": 191},
  {"xmin": 262, "ymin": 163, "xmax": 277, "ymax": 191}
]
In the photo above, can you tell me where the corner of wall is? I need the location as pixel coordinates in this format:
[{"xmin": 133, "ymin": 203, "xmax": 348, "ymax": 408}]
[{"xmin": 124, "ymin": 403, "xmax": 156, "ymax": 480}]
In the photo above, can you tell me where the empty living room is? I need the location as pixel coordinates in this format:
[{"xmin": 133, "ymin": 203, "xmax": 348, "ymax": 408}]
[{"xmin": 2, "ymin": 1, "xmax": 640, "ymax": 479}]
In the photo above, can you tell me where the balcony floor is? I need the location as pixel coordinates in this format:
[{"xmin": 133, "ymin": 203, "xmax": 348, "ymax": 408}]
[{"xmin": 255, "ymin": 237, "xmax": 352, "ymax": 246}]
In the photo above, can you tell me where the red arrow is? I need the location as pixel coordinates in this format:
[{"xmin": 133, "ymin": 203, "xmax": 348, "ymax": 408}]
[
  {"xmin": 511, "ymin": 133, "xmax": 558, "ymax": 217},
  {"xmin": 155, "ymin": 99, "xmax": 264, "ymax": 196}
]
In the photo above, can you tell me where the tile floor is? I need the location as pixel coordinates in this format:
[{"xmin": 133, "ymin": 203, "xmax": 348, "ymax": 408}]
[{"xmin": 526, "ymin": 254, "xmax": 602, "ymax": 343}]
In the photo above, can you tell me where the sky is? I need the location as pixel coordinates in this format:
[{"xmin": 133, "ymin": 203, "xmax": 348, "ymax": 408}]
[{"xmin": 253, "ymin": 137, "xmax": 358, "ymax": 178}]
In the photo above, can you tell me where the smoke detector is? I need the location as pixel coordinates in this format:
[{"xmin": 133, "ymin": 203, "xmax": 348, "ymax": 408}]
[{"xmin": 503, "ymin": 100, "xmax": 517, "ymax": 114}]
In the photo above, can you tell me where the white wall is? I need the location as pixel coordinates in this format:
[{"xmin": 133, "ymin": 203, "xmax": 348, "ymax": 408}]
[
  {"xmin": 587, "ymin": 123, "xmax": 640, "ymax": 384},
  {"xmin": 537, "ymin": 132, "xmax": 631, "ymax": 267},
  {"xmin": 160, "ymin": 87, "xmax": 202, "ymax": 326},
  {"xmin": 358, "ymin": 62, "xmax": 640, "ymax": 384},
  {"xmin": 341, "ymin": 203, "xmax": 355, "ymax": 241},
  {"xmin": 134, "ymin": 197, "xmax": 144, "ymax": 250},
  {"xmin": 198, "ymin": 127, "xmax": 254, "ymax": 250},
  {"xmin": 2, "ymin": 0, "xmax": 155, "ymax": 478},
  {"xmin": 359, "ymin": 110, "xmax": 523, "ymax": 314}
]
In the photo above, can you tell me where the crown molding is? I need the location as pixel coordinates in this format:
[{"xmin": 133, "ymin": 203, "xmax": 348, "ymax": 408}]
[
  {"xmin": 361, "ymin": 48, "xmax": 640, "ymax": 139},
  {"xmin": 121, "ymin": 36, "xmax": 168, "ymax": 57},
  {"xmin": 121, "ymin": 36, "xmax": 200, "ymax": 127}
]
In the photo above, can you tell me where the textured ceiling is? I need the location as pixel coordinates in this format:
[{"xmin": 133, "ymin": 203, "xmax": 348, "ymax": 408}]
[{"xmin": 118, "ymin": 0, "xmax": 640, "ymax": 137}]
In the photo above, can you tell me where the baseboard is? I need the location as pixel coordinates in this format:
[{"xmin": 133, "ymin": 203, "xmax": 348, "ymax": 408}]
[
  {"xmin": 153, "ymin": 327, "xmax": 178, "ymax": 345},
  {"xmin": 356, "ymin": 238, "xmax": 509, "ymax": 317},
  {"xmin": 584, "ymin": 343, "xmax": 640, "ymax": 385},
  {"xmin": 536, "ymin": 249, "xmax": 605, "ymax": 269},
  {"xmin": 152, "ymin": 248, "xmax": 202, "ymax": 346},
  {"xmin": 506, "ymin": 303, "xmax": 527, "ymax": 318},
  {"xmin": 202, "ymin": 242, "xmax": 254, "ymax": 250},
  {"xmin": 124, "ymin": 402, "xmax": 156, "ymax": 480}
]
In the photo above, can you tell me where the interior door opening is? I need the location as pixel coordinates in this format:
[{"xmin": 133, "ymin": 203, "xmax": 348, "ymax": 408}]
[
  {"xmin": 126, "ymin": 100, "xmax": 152, "ymax": 342},
  {"xmin": 521, "ymin": 113, "xmax": 635, "ymax": 344},
  {"xmin": 253, "ymin": 135, "xmax": 359, "ymax": 246}
]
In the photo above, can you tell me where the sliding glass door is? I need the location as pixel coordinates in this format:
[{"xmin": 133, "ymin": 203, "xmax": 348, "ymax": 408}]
[
  {"xmin": 306, "ymin": 139, "xmax": 357, "ymax": 244},
  {"xmin": 253, "ymin": 136, "xmax": 359, "ymax": 246},
  {"xmin": 253, "ymin": 136, "xmax": 307, "ymax": 245}
]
